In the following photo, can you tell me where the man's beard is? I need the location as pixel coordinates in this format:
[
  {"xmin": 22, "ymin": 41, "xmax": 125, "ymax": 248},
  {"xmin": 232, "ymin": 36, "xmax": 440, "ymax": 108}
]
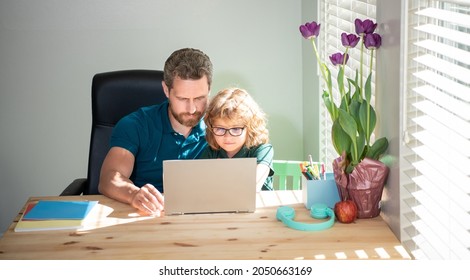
[{"xmin": 169, "ymin": 106, "xmax": 203, "ymax": 127}]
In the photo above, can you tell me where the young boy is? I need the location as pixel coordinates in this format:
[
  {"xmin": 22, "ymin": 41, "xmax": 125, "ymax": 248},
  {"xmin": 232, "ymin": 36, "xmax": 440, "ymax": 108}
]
[{"xmin": 200, "ymin": 88, "xmax": 274, "ymax": 191}]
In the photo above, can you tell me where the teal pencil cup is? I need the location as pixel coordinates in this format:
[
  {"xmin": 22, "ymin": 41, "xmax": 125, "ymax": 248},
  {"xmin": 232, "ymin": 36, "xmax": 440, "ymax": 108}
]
[{"xmin": 302, "ymin": 173, "xmax": 340, "ymax": 209}]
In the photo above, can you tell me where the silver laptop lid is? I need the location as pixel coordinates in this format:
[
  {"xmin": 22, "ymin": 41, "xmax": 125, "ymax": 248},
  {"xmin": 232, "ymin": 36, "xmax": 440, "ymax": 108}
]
[{"xmin": 163, "ymin": 158, "xmax": 257, "ymax": 215}]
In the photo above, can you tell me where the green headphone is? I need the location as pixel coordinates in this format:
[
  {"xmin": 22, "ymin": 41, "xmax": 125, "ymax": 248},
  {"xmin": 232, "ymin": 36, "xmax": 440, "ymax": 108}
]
[{"xmin": 276, "ymin": 204, "xmax": 335, "ymax": 231}]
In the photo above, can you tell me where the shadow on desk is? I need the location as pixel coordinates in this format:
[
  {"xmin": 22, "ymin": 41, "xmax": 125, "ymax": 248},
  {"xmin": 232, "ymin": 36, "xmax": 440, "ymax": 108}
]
[{"xmin": 0, "ymin": 191, "xmax": 411, "ymax": 260}]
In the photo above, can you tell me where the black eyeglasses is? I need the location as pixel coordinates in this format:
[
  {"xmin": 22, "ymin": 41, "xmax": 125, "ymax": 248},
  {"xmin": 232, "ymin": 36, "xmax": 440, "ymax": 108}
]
[{"xmin": 211, "ymin": 126, "xmax": 245, "ymax": 136}]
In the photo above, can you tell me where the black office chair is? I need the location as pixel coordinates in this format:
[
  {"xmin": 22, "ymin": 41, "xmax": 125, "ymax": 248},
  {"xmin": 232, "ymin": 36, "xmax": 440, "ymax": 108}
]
[{"xmin": 61, "ymin": 69, "xmax": 167, "ymax": 195}]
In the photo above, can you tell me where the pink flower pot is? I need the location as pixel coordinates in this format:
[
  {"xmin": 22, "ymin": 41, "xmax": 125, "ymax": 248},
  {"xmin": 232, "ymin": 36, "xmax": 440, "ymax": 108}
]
[{"xmin": 333, "ymin": 156, "xmax": 389, "ymax": 218}]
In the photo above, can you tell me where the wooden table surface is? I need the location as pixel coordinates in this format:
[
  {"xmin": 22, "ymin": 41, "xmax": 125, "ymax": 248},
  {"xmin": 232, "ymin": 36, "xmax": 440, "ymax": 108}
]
[{"xmin": 0, "ymin": 191, "xmax": 411, "ymax": 260}]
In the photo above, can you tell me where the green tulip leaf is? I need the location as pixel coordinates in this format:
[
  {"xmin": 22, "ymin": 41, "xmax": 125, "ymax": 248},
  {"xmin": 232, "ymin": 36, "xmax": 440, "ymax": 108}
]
[
  {"xmin": 356, "ymin": 132, "xmax": 366, "ymax": 162},
  {"xmin": 351, "ymin": 70, "xmax": 361, "ymax": 101},
  {"xmin": 359, "ymin": 102, "xmax": 376, "ymax": 143},
  {"xmin": 366, "ymin": 137, "xmax": 389, "ymax": 160},
  {"xmin": 338, "ymin": 109, "xmax": 361, "ymax": 161},
  {"xmin": 364, "ymin": 73, "xmax": 372, "ymax": 103},
  {"xmin": 323, "ymin": 63, "xmax": 332, "ymax": 91},
  {"xmin": 345, "ymin": 78, "xmax": 352, "ymax": 103},
  {"xmin": 349, "ymin": 99, "xmax": 362, "ymax": 132},
  {"xmin": 345, "ymin": 164, "xmax": 355, "ymax": 174},
  {"xmin": 322, "ymin": 90, "xmax": 338, "ymax": 121},
  {"xmin": 338, "ymin": 109, "xmax": 357, "ymax": 142},
  {"xmin": 332, "ymin": 119, "xmax": 351, "ymax": 156},
  {"xmin": 337, "ymin": 67, "xmax": 345, "ymax": 97},
  {"xmin": 339, "ymin": 96, "xmax": 349, "ymax": 111}
]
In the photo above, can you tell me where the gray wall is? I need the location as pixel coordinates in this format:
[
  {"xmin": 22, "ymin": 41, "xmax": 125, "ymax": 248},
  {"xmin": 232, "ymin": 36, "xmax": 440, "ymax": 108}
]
[{"xmin": 0, "ymin": 0, "xmax": 306, "ymax": 234}]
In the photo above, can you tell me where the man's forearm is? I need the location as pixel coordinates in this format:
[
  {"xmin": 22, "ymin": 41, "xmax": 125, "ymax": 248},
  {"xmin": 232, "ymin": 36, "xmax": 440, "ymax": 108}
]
[{"xmin": 99, "ymin": 171, "xmax": 139, "ymax": 205}]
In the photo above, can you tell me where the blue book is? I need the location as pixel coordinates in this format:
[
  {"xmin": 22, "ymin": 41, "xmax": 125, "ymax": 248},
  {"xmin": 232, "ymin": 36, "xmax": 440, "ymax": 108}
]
[{"xmin": 23, "ymin": 200, "xmax": 98, "ymax": 220}]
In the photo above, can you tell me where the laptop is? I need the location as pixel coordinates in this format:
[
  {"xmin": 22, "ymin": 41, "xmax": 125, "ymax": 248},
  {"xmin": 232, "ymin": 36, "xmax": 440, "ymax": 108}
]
[{"xmin": 163, "ymin": 158, "xmax": 257, "ymax": 215}]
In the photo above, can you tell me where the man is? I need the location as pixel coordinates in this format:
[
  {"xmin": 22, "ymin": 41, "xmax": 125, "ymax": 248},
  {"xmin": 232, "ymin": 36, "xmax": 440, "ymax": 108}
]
[{"xmin": 99, "ymin": 48, "xmax": 213, "ymax": 217}]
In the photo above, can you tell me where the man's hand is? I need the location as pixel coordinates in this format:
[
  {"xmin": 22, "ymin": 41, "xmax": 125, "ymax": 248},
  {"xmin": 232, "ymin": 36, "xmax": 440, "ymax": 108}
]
[{"xmin": 130, "ymin": 184, "xmax": 164, "ymax": 216}]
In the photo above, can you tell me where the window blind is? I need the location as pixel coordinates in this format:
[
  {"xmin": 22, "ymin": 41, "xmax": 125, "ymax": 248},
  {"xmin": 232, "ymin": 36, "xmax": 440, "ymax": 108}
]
[
  {"xmin": 317, "ymin": 0, "xmax": 377, "ymax": 170},
  {"xmin": 401, "ymin": 0, "xmax": 470, "ymax": 259}
]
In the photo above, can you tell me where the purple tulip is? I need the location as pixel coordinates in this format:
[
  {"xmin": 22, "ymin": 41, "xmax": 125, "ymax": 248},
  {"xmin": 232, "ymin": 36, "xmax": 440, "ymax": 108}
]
[
  {"xmin": 329, "ymin": 52, "xmax": 349, "ymax": 66},
  {"xmin": 364, "ymin": 33, "xmax": 382, "ymax": 49},
  {"xmin": 355, "ymin": 19, "xmax": 377, "ymax": 35},
  {"xmin": 299, "ymin": 21, "xmax": 321, "ymax": 39},
  {"xmin": 341, "ymin": 33, "xmax": 360, "ymax": 48}
]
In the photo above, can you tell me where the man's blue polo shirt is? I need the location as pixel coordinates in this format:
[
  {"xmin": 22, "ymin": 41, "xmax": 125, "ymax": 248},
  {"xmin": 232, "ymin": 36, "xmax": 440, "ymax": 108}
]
[{"xmin": 109, "ymin": 100, "xmax": 207, "ymax": 193}]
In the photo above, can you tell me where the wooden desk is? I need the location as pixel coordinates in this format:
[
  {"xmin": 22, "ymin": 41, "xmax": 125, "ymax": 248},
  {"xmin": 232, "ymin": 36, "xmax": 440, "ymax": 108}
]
[{"xmin": 0, "ymin": 191, "xmax": 411, "ymax": 260}]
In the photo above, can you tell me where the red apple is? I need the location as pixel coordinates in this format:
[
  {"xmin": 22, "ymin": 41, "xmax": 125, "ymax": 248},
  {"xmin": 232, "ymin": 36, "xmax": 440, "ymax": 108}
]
[{"xmin": 334, "ymin": 200, "xmax": 357, "ymax": 223}]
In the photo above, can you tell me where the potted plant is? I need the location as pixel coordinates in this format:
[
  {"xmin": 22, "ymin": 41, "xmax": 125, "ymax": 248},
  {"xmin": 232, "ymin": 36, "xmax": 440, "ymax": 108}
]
[{"xmin": 300, "ymin": 19, "xmax": 390, "ymax": 218}]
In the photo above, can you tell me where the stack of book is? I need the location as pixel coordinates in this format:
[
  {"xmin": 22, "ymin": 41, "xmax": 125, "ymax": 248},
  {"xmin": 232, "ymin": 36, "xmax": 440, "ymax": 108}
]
[{"xmin": 14, "ymin": 200, "xmax": 98, "ymax": 232}]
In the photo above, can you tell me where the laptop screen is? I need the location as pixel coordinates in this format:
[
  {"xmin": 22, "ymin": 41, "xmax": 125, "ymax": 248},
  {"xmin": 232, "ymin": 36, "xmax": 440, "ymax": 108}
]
[{"xmin": 163, "ymin": 158, "xmax": 257, "ymax": 215}]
